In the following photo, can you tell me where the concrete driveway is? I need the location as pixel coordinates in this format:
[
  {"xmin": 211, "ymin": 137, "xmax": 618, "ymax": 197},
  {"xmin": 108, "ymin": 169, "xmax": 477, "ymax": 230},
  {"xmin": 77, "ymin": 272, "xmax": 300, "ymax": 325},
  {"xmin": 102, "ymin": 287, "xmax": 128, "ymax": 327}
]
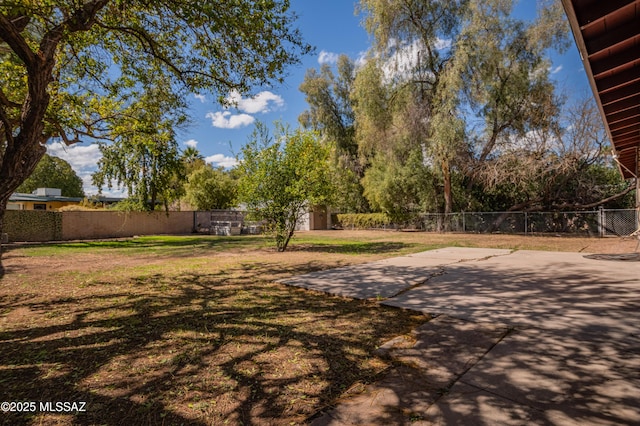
[{"xmin": 280, "ymin": 247, "xmax": 640, "ymax": 425}]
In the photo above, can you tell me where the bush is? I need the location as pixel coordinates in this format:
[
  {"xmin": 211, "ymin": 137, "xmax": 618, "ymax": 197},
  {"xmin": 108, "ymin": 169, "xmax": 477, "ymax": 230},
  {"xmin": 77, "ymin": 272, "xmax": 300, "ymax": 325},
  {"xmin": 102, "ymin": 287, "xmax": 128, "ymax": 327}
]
[{"xmin": 335, "ymin": 213, "xmax": 392, "ymax": 229}]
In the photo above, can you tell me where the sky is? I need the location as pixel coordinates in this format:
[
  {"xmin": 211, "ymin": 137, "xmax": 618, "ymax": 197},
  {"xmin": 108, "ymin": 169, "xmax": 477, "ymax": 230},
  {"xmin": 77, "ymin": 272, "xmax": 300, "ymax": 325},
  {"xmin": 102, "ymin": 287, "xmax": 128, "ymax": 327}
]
[{"xmin": 47, "ymin": 0, "xmax": 592, "ymax": 196}]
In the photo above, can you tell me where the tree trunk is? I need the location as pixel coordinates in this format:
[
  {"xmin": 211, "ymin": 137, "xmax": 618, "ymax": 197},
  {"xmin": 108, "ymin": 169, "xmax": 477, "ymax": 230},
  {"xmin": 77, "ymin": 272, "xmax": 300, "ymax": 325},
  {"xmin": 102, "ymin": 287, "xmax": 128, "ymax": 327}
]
[
  {"xmin": 0, "ymin": 135, "xmax": 48, "ymax": 262},
  {"xmin": 443, "ymin": 160, "xmax": 452, "ymax": 214},
  {"xmin": 0, "ymin": 14, "xmax": 59, "ymax": 262},
  {"xmin": 442, "ymin": 159, "xmax": 452, "ymax": 231},
  {"xmin": 0, "ymin": 194, "xmax": 9, "ymax": 277}
]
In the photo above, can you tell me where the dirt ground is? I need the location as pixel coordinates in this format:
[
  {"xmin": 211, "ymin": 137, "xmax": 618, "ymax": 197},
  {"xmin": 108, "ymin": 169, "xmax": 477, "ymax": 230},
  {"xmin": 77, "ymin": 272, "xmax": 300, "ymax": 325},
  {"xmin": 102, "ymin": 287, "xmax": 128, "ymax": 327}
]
[
  {"xmin": 0, "ymin": 231, "xmax": 637, "ymax": 425},
  {"xmin": 2, "ymin": 231, "xmax": 638, "ymax": 276}
]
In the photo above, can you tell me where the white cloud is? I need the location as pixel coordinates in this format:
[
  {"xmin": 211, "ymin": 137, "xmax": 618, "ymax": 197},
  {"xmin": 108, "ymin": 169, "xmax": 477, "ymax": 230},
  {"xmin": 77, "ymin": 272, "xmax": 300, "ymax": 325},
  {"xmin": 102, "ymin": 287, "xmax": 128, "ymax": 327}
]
[
  {"xmin": 184, "ymin": 139, "xmax": 198, "ymax": 148},
  {"xmin": 194, "ymin": 93, "xmax": 206, "ymax": 103},
  {"xmin": 205, "ymin": 153, "xmax": 239, "ymax": 168},
  {"xmin": 363, "ymin": 38, "xmax": 450, "ymax": 83},
  {"xmin": 45, "ymin": 142, "xmax": 105, "ymax": 195},
  {"xmin": 550, "ymin": 65, "xmax": 563, "ymax": 75},
  {"xmin": 355, "ymin": 51, "xmax": 369, "ymax": 69},
  {"xmin": 381, "ymin": 39, "xmax": 422, "ymax": 82},
  {"xmin": 206, "ymin": 111, "xmax": 255, "ymax": 129},
  {"xmin": 206, "ymin": 90, "xmax": 284, "ymax": 129},
  {"xmin": 225, "ymin": 90, "xmax": 284, "ymax": 114},
  {"xmin": 318, "ymin": 50, "xmax": 339, "ymax": 65},
  {"xmin": 47, "ymin": 142, "xmax": 102, "ymax": 171}
]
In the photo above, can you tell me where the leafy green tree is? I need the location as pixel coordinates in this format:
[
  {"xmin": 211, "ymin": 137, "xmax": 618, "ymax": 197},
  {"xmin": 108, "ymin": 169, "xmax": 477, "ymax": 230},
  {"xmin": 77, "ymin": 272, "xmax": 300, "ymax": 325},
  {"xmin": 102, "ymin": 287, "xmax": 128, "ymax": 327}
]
[
  {"xmin": 237, "ymin": 123, "xmax": 333, "ymax": 252},
  {"xmin": 357, "ymin": 0, "xmax": 568, "ymax": 214},
  {"xmin": 93, "ymin": 133, "xmax": 185, "ymax": 212},
  {"xmin": 299, "ymin": 55, "xmax": 369, "ymax": 212},
  {"xmin": 182, "ymin": 147, "xmax": 205, "ymax": 174},
  {"xmin": 362, "ymin": 149, "xmax": 436, "ymax": 222},
  {"xmin": 439, "ymin": 0, "xmax": 567, "ymax": 187},
  {"xmin": 0, "ymin": 0, "xmax": 311, "ymax": 253},
  {"xmin": 351, "ymin": 59, "xmax": 440, "ymax": 215},
  {"xmin": 184, "ymin": 165, "xmax": 238, "ymax": 211},
  {"xmin": 92, "ymin": 86, "xmax": 187, "ymax": 211},
  {"xmin": 16, "ymin": 154, "xmax": 84, "ymax": 197},
  {"xmin": 299, "ymin": 55, "xmax": 357, "ymax": 159},
  {"xmin": 358, "ymin": 0, "xmax": 467, "ymax": 214}
]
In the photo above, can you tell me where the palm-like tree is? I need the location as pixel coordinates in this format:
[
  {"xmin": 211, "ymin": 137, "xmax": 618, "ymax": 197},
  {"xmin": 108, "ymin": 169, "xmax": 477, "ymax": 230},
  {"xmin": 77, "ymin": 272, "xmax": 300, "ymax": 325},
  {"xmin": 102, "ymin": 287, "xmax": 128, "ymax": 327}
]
[{"xmin": 181, "ymin": 147, "xmax": 205, "ymax": 173}]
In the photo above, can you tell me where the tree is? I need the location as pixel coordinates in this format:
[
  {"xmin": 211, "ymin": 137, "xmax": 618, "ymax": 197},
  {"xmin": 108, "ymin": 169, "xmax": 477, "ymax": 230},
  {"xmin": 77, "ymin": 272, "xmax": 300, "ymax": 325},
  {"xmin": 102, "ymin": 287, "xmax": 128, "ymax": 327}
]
[
  {"xmin": 351, "ymin": 58, "xmax": 444, "ymax": 216},
  {"xmin": 357, "ymin": 0, "xmax": 568, "ymax": 214},
  {"xmin": 92, "ymin": 85, "xmax": 187, "ymax": 212},
  {"xmin": 475, "ymin": 96, "xmax": 636, "ymax": 212},
  {"xmin": 237, "ymin": 123, "xmax": 333, "ymax": 252},
  {"xmin": 0, "ymin": 0, "xmax": 311, "ymax": 254},
  {"xmin": 92, "ymin": 125, "xmax": 185, "ymax": 212},
  {"xmin": 362, "ymin": 149, "xmax": 436, "ymax": 222},
  {"xmin": 182, "ymin": 147, "xmax": 205, "ymax": 174},
  {"xmin": 299, "ymin": 55, "xmax": 369, "ymax": 212},
  {"xmin": 183, "ymin": 165, "xmax": 238, "ymax": 211},
  {"xmin": 439, "ymin": 0, "xmax": 567, "ymax": 190},
  {"xmin": 356, "ymin": 0, "xmax": 467, "ymax": 214},
  {"xmin": 299, "ymin": 55, "xmax": 357, "ymax": 159},
  {"xmin": 16, "ymin": 154, "xmax": 84, "ymax": 197}
]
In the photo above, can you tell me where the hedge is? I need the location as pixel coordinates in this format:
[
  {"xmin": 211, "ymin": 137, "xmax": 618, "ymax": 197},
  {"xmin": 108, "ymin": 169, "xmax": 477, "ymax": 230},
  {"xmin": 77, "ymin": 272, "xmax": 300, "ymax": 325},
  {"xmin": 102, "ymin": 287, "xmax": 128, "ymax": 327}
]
[
  {"xmin": 335, "ymin": 213, "xmax": 392, "ymax": 229},
  {"xmin": 4, "ymin": 210, "xmax": 63, "ymax": 242}
]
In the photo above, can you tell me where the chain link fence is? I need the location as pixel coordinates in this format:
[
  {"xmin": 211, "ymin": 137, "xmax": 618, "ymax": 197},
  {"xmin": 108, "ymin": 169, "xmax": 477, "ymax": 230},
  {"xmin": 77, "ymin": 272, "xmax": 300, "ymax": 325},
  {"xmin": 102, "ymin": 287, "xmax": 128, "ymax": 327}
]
[
  {"xmin": 420, "ymin": 209, "xmax": 638, "ymax": 237},
  {"xmin": 600, "ymin": 209, "xmax": 639, "ymax": 237},
  {"xmin": 191, "ymin": 209, "xmax": 638, "ymax": 238}
]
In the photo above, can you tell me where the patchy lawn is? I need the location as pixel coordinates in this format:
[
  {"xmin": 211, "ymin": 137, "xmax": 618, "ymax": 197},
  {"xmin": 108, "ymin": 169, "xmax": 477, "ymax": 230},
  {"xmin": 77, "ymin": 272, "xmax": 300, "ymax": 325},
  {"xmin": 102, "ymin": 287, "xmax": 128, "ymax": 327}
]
[
  {"xmin": 1, "ymin": 233, "xmax": 428, "ymax": 425},
  {"xmin": 0, "ymin": 231, "xmax": 635, "ymax": 425}
]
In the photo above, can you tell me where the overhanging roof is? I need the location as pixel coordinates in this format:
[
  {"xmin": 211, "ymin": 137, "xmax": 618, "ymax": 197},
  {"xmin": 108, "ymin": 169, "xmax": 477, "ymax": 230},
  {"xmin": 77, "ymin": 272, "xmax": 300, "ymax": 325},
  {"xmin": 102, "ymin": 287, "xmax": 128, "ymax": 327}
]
[
  {"xmin": 562, "ymin": 0, "xmax": 640, "ymax": 179},
  {"xmin": 8, "ymin": 193, "xmax": 83, "ymax": 203}
]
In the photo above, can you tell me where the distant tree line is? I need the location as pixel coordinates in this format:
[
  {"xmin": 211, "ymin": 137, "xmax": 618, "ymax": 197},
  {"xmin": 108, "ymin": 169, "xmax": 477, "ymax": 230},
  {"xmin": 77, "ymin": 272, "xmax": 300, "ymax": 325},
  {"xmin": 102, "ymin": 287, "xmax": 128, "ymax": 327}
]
[
  {"xmin": 299, "ymin": 0, "xmax": 636, "ymax": 221},
  {"xmin": 4, "ymin": 0, "xmax": 637, "ymax": 254}
]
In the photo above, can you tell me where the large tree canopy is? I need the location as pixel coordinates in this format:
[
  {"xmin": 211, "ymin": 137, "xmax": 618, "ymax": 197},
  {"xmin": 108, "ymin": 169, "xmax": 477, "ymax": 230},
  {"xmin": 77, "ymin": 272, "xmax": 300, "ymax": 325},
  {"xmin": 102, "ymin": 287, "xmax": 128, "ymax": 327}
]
[
  {"xmin": 299, "ymin": 54, "xmax": 370, "ymax": 213},
  {"xmin": 356, "ymin": 0, "xmax": 569, "ymax": 214},
  {"xmin": 183, "ymin": 165, "xmax": 238, "ymax": 211},
  {"xmin": 0, "ymin": 0, "xmax": 311, "ymax": 239},
  {"xmin": 91, "ymin": 81, "xmax": 186, "ymax": 211},
  {"xmin": 16, "ymin": 153, "xmax": 84, "ymax": 197}
]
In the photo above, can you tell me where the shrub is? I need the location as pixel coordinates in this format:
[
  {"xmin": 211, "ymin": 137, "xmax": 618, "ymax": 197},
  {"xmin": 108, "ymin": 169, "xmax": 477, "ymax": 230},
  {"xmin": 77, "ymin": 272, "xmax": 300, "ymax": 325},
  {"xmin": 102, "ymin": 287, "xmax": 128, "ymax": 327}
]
[{"xmin": 335, "ymin": 213, "xmax": 392, "ymax": 229}]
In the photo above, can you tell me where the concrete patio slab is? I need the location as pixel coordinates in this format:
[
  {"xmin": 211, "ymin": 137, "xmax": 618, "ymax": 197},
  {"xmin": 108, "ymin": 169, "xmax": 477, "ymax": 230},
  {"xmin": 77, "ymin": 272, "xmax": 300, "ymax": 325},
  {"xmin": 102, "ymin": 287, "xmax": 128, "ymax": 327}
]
[
  {"xmin": 280, "ymin": 247, "xmax": 511, "ymax": 299},
  {"xmin": 382, "ymin": 250, "xmax": 640, "ymax": 330},
  {"xmin": 484, "ymin": 329, "xmax": 635, "ymax": 417},
  {"xmin": 425, "ymin": 327, "xmax": 640, "ymax": 425},
  {"xmin": 297, "ymin": 247, "xmax": 640, "ymax": 425},
  {"xmin": 398, "ymin": 247, "xmax": 512, "ymax": 259},
  {"xmin": 311, "ymin": 317, "xmax": 509, "ymax": 425}
]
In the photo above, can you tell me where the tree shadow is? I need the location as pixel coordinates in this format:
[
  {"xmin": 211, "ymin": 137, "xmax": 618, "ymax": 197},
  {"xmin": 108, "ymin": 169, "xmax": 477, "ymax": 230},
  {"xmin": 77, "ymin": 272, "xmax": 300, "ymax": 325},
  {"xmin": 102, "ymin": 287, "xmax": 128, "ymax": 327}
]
[
  {"xmin": 287, "ymin": 241, "xmax": 417, "ymax": 255},
  {"xmin": 311, "ymin": 252, "xmax": 640, "ymax": 424},
  {"xmin": 0, "ymin": 261, "xmax": 423, "ymax": 425},
  {"xmin": 4, "ymin": 235, "xmax": 269, "ymax": 255}
]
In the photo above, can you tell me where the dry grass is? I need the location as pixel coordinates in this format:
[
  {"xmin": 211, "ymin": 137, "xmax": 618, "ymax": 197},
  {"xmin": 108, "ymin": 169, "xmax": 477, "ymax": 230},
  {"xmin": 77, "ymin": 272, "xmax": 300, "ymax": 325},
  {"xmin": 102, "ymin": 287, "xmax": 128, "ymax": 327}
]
[{"xmin": 0, "ymin": 230, "xmax": 635, "ymax": 425}]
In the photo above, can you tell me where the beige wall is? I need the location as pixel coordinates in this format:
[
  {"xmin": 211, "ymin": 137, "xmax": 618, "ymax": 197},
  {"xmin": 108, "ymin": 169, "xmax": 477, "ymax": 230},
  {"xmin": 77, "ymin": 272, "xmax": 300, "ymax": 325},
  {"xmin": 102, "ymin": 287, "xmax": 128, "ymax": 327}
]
[
  {"xmin": 61, "ymin": 211, "xmax": 195, "ymax": 240},
  {"xmin": 5, "ymin": 210, "xmax": 197, "ymax": 242}
]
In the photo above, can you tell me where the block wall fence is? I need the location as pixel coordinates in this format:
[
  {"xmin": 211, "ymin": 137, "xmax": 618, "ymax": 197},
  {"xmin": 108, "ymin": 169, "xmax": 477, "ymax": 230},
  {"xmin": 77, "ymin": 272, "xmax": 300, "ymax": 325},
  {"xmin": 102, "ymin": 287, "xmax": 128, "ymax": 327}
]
[{"xmin": 4, "ymin": 210, "xmax": 196, "ymax": 242}]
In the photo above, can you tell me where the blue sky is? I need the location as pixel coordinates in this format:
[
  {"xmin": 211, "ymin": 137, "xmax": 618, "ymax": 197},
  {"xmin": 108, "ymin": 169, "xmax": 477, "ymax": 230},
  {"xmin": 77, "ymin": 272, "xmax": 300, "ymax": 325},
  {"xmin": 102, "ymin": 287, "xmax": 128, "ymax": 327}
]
[{"xmin": 48, "ymin": 0, "xmax": 592, "ymax": 196}]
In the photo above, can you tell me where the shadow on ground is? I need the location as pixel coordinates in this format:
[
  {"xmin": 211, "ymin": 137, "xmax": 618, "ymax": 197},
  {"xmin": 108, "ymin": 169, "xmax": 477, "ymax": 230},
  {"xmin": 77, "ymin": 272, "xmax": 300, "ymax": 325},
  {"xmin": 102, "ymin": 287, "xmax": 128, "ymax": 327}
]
[
  {"xmin": 286, "ymin": 242, "xmax": 418, "ymax": 255},
  {"xmin": 0, "ymin": 261, "xmax": 424, "ymax": 425},
  {"xmin": 310, "ymin": 252, "xmax": 640, "ymax": 425},
  {"xmin": 2, "ymin": 235, "xmax": 268, "ymax": 256}
]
